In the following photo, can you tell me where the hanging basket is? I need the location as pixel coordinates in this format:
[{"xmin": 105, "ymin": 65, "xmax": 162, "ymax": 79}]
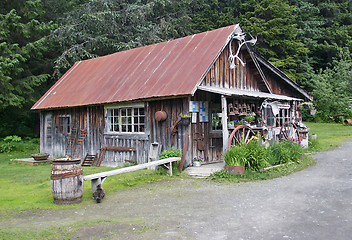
[{"xmin": 179, "ymin": 117, "xmax": 191, "ymax": 126}]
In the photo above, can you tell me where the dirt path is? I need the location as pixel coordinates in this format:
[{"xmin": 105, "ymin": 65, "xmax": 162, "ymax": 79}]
[{"xmin": 2, "ymin": 140, "xmax": 352, "ymax": 239}]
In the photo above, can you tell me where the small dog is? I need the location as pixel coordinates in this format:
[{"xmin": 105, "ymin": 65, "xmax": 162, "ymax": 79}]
[{"xmin": 93, "ymin": 184, "xmax": 105, "ymax": 203}]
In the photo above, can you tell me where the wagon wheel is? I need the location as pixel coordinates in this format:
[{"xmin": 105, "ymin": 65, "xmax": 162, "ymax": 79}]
[
  {"xmin": 227, "ymin": 125, "xmax": 256, "ymax": 149},
  {"xmin": 279, "ymin": 121, "xmax": 302, "ymax": 143}
]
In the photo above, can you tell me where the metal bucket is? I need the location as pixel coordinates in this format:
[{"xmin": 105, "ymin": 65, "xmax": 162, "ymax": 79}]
[
  {"xmin": 51, "ymin": 158, "xmax": 83, "ymax": 205},
  {"xmin": 344, "ymin": 119, "xmax": 352, "ymax": 125}
]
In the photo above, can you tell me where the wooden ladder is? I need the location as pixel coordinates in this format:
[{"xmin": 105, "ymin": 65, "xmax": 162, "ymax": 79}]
[
  {"xmin": 82, "ymin": 153, "xmax": 98, "ymax": 166},
  {"xmin": 72, "ymin": 129, "xmax": 88, "ymax": 158},
  {"xmin": 65, "ymin": 128, "xmax": 77, "ymax": 157}
]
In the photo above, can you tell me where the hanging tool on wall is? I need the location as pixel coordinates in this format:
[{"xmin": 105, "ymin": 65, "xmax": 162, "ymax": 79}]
[
  {"xmin": 194, "ymin": 132, "xmax": 205, "ymax": 151},
  {"xmin": 170, "ymin": 118, "xmax": 181, "ymax": 145}
]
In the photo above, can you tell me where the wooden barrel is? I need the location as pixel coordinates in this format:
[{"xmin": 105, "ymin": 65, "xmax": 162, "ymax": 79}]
[{"xmin": 51, "ymin": 158, "xmax": 83, "ymax": 205}]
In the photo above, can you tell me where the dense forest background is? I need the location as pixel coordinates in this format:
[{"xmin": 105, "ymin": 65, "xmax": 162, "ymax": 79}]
[{"xmin": 1, "ymin": 0, "xmax": 352, "ymax": 137}]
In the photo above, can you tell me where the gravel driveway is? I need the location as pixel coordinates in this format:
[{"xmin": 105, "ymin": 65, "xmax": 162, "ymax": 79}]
[{"xmin": 2, "ymin": 140, "xmax": 352, "ymax": 239}]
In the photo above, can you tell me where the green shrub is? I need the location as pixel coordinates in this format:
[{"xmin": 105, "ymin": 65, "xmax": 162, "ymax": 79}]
[
  {"xmin": 159, "ymin": 147, "xmax": 182, "ymax": 159},
  {"xmin": 245, "ymin": 141, "xmax": 270, "ymax": 170},
  {"xmin": 3, "ymin": 135, "xmax": 22, "ymax": 143},
  {"xmin": 224, "ymin": 144, "xmax": 247, "ymax": 166},
  {"xmin": 224, "ymin": 140, "xmax": 304, "ymax": 171},
  {"xmin": 158, "ymin": 147, "xmax": 182, "ymax": 175},
  {"xmin": 268, "ymin": 141, "xmax": 303, "ymax": 165},
  {"xmin": 308, "ymin": 137, "xmax": 320, "ymax": 152},
  {"xmin": 224, "ymin": 141, "xmax": 270, "ymax": 171},
  {"xmin": 0, "ymin": 142, "xmax": 16, "ymax": 153},
  {"xmin": 0, "ymin": 137, "xmax": 39, "ymax": 154}
]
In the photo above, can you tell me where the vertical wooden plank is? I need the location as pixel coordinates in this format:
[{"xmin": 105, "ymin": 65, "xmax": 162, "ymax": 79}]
[
  {"xmin": 216, "ymin": 56, "xmax": 220, "ymax": 87},
  {"xmin": 219, "ymin": 52, "xmax": 224, "ymax": 88},
  {"xmin": 221, "ymin": 95, "xmax": 228, "ymax": 152},
  {"xmin": 205, "ymin": 71, "xmax": 210, "ymax": 86},
  {"xmin": 224, "ymin": 46, "xmax": 230, "ymax": 88},
  {"xmin": 210, "ymin": 65, "xmax": 215, "ymax": 86}
]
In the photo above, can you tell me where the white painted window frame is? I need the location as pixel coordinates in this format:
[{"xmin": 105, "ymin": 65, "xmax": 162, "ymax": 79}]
[{"xmin": 105, "ymin": 103, "xmax": 145, "ymax": 134}]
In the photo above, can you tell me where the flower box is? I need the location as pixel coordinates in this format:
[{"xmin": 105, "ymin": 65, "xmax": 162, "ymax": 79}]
[{"xmin": 31, "ymin": 153, "xmax": 50, "ymax": 161}]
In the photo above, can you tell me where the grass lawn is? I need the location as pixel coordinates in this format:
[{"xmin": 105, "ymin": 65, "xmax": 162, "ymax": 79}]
[
  {"xmin": 305, "ymin": 122, "xmax": 352, "ymax": 151},
  {"xmin": 0, "ymin": 146, "xmax": 177, "ymax": 214},
  {"xmin": 0, "ymin": 122, "xmax": 351, "ymax": 214}
]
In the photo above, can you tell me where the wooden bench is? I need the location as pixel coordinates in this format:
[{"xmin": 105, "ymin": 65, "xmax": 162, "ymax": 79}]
[{"xmin": 83, "ymin": 157, "xmax": 181, "ymax": 192}]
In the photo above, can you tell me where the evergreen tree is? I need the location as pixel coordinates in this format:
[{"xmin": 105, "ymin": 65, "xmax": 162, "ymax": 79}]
[
  {"xmin": 0, "ymin": 0, "xmax": 54, "ymax": 109},
  {"xmin": 236, "ymin": 0, "xmax": 309, "ymax": 82},
  {"xmin": 50, "ymin": 0, "xmax": 194, "ymax": 77}
]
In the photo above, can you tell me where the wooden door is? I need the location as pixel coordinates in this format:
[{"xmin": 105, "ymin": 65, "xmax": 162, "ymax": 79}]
[{"xmin": 207, "ymin": 107, "xmax": 223, "ymax": 162}]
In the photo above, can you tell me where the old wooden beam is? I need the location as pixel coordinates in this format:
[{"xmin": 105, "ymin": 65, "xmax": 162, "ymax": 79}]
[{"xmin": 221, "ymin": 95, "xmax": 229, "ymax": 152}]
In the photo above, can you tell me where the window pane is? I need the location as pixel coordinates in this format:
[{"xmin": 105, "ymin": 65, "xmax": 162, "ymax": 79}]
[
  {"xmin": 211, "ymin": 110, "xmax": 222, "ymax": 131},
  {"xmin": 265, "ymin": 107, "xmax": 275, "ymax": 127},
  {"xmin": 140, "ymin": 116, "xmax": 145, "ymax": 124},
  {"xmin": 139, "ymin": 108, "xmax": 144, "ymax": 115},
  {"xmin": 121, "ymin": 116, "xmax": 126, "ymax": 124}
]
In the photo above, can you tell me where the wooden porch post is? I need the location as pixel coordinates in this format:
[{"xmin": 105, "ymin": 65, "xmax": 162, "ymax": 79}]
[{"xmin": 221, "ymin": 95, "xmax": 228, "ymax": 152}]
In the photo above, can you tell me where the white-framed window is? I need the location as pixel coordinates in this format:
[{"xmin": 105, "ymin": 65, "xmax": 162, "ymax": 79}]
[
  {"xmin": 263, "ymin": 103, "xmax": 291, "ymax": 127},
  {"xmin": 58, "ymin": 115, "xmax": 71, "ymax": 134},
  {"xmin": 277, "ymin": 108, "xmax": 291, "ymax": 126},
  {"xmin": 106, "ymin": 104, "xmax": 145, "ymax": 133}
]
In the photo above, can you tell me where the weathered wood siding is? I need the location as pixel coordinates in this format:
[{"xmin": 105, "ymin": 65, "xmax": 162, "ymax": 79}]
[
  {"xmin": 148, "ymin": 98, "xmax": 191, "ymax": 165},
  {"xmin": 40, "ymin": 105, "xmax": 148, "ymax": 166},
  {"xmin": 40, "ymin": 99, "xmax": 193, "ymax": 167},
  {"xmin": 200, "ymin": 42, "xmax": 266, "ymax": 91},
  {"xmin": 40, "ymin": 106, "xmax": 105, "ymax": 160},
  {"xmin": 261, "ymin": 66, "xmax": 302, "ymax": 99}
]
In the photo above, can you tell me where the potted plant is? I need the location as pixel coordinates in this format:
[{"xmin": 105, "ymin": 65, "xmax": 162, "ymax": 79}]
[
  {"xmin": 223, "ymin": 146, "xmax": 246, "ymax": 174},
  {"xmin": 234, "ymin": 119, "xmax": 247, "ymax": 126},
  {"xmin": 193, "ymin": 156, "xmax": 203, "ymax": 167},
  {"xmin": 244, "ymin": 112, "xmax": 256, "ymax": 125},
  {"xmin": 179, "ymin": 113, "xmax": 191, "ymax": 125},
  {"xmin": 310, "ymin": 106, "xmax": 316, "ymax": 115},
  {"xmin": 227, "ymin": 121, "xmax": 235, "ymax": 129},
  {"xmin": 31, "ymin": 153, "xmax": 50, "ymax": 161}
]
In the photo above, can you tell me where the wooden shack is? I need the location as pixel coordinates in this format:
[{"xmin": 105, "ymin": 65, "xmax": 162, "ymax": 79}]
[{"xmin": 32, "ymin": 24, "xmax": 312, "ymax": 167}]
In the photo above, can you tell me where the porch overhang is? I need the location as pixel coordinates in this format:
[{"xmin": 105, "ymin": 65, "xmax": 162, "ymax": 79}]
[{"xmin": 197, "ymin": 86, "xmax": 303, "ymax": 101}]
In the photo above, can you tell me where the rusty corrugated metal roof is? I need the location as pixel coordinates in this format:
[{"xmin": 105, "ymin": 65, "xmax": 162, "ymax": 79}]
[{"xmin": 32, "ymin": 24, "xmax": 239, "ymax": 110}]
